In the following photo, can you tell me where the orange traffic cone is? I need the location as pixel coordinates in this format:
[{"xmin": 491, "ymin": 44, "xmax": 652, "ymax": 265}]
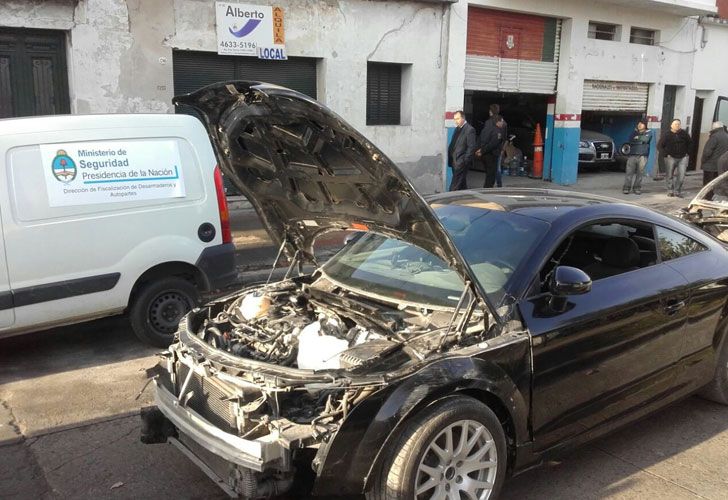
[{"xmin": 532, "ymin": 123, "xmax": 544, "ymax": 179}]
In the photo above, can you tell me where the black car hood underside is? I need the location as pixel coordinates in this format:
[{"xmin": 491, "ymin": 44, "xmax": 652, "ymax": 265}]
[{"xmin": 174, "ymin": 81, "xmax": 469, "ymax": 277}]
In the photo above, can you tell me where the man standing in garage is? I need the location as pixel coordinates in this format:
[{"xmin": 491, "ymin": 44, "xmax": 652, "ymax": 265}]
[
  {"xmin": 623, "ymin": 120, "xmax": 652, "ymax": 195},
  {"xmin": 448, "ymin": 110, "xmax": 477, "ymax": 191},
  {"xmin": 478, "ymin": 113, "xmax": 505, "ymax": 188},
  {"xmin": 700, "ymin": 122, "xmax": 728, "ymax": 186},
  {"xmin": 658, "ymin": 119, "xmax": 692, "ymax": 197}
]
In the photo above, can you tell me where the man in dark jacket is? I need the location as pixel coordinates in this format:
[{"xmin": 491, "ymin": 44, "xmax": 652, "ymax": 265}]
[
  {"xmin": 622, "ymin": 120, "xmax": 652, "ymax": 195},
  {"xmin": 448, "ymin": 110, "xmax": 476, "ymax": 191},
  {"xmin": 658, "ymin": 119, "xmax": 692, "ymax": 197},
  {"xmin": 477, "ymin": 114, "xmax": 505, "ymax": 188},
  {"xmin": 700, "ymin": 122, "xmax": 728, "ymax": 186}
]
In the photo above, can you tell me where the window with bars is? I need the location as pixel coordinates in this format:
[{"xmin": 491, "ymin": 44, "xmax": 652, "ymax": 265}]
[
  {"xmin": 366, "ymin": 62, "xmax": 403, "ymax": 126},
  {"xmin": 630, "ymin": 27, "xmax": 657, "ymax": 46},
  {"xmin": 588, "ymin": 22, "xmax": 619, "ymax": 41}
]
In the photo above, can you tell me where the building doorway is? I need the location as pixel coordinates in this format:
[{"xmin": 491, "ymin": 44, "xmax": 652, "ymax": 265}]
[{"xmin": 0, "ymin": 28, "xmax": 70, "ymax": 118}]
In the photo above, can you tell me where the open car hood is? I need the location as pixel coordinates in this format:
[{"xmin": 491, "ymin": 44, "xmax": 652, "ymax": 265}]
[{"xmin": 174, "ymin": 81, "xmax": 478, "ymax": 289}]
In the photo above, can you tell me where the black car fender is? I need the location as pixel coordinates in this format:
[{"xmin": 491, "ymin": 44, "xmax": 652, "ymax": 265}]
[{"xmin": 312, "ymin": 342, "xmax": 531, "ymax": 496}]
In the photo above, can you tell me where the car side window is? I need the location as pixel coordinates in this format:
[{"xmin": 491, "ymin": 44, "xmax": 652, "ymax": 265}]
[
  {"xmin": 537, "ymin": 221, "xmax": 658, "ymax": 293},
  {"xmin": 656, "ymin": 226, "xmax": 706, "ymax": 261}
]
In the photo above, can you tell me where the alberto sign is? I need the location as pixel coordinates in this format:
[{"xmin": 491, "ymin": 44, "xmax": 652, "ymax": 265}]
[
  {"xmin": 216, "ymin": 2, "xmax": 285, "ymax": 56},
  {"xmin": 41, "ymin": 139, "xmax": 186, "ymax": 207}
]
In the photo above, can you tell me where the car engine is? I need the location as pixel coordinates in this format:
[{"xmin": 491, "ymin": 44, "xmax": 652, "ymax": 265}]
[{"xmin": 188, "ymin": 277, "xmax": 470, "ymax": 372}]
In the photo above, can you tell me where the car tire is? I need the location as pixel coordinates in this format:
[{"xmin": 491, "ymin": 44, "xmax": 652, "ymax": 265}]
[
  {"xmin": 699, "ymin": 336, "xmax": 728, "ymax": 405},
  {"xmin": 129, "ymin": 277, "xmax": 199, "ymax": 347},
  {"xmin": 368, "ymin": 395, "xmax": 507, "ymax": 500}
]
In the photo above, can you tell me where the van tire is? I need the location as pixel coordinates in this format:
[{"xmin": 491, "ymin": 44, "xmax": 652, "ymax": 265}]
[{"xmin": 130, "ymin": 277, "xmax": 199, "ymax": 347}]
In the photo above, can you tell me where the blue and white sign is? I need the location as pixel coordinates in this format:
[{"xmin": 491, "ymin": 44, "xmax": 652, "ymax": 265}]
[
  {"xmin": 257, "ymin": 45, "xmax": 287, "ymax": 60},
  {"xmin": 216, "ymin": 2, "xmax": 274, "ymax": 56},
  {"xmin": 41, "ymin": 139, "xmax": 186, "ymax": 207}
]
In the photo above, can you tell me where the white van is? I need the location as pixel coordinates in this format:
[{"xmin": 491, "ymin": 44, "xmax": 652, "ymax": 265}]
[{"xmin": 0, "ymin": 113, "xmax": 236, "ymax": 346}]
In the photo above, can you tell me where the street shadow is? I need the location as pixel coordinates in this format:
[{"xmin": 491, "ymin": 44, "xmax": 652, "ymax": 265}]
[
  {"xmin": 502, "ymin": 396, "xmax": 728, "ymax": 499},
  {"xmin": 0, "ymin": 314, "xmax": 157, "ymax": 385}
]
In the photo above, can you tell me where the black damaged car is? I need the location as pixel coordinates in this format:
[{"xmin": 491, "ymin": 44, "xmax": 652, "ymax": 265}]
[{"xmin": 141, "ymin": 82, "xmax": 728, "ymax": 500}]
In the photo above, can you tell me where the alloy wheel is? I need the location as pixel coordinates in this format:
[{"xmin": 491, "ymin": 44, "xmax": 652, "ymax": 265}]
[{"xmin": 415, "ymin": 419, "xmax": 498, "ymax": 500}]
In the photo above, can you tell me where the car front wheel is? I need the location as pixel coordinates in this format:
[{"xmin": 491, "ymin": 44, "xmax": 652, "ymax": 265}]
[{"xmin": 368, "ymin": 395, "xmax": 507, "ymax": 500}]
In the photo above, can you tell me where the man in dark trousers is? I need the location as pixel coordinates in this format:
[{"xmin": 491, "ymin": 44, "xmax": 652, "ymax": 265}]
[
  {"xmin": 658, "ymin": 119, "xmax": 692, "ymax": 197},
  {"xmin": 448, "ymin": 110, "xmax": 476, "ymax": 191},
  {"xmin": 622, "ymin": 120, "xmax": 652, "ymax": 195},
  {"xmin": 700, "ymin": 121, "xmax": 728, "ymax": 186},
  {"xmin": 481, "ymin": 104, "xmax": 508, "ymax": 187},
  {"xmin": 478, "ymin": 113, "xmax": 505, "ymax": 188}
]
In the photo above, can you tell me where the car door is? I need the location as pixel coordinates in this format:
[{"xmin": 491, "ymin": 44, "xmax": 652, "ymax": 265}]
[
  {"xmin": 0, "ymin": 207, "xmax": 15, "ymax": 328},
  {"xmin": 654, "ymin": 224, "xmax": 728, "ymax": 392},
  {"xmin": 519, "ymin": 221, "xmax": 690, "ymax": 452}
]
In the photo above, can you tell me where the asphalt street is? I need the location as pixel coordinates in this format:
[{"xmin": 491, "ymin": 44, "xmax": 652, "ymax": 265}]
[{"xmin": 2, "ymin": 171, "xmax": 727, "ymax": 499}]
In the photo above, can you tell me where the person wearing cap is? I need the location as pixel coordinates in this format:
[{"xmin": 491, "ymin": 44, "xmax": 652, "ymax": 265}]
[{"xmin": 700, "ymin": 121, "xmax": 728, "ymax": 186}]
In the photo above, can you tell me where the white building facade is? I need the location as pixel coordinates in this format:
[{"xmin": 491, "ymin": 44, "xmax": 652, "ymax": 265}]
[
  {"xmin": 445, "ymin": 0, "xmax": 723, "ymax": 186},
  {"xmin": 2, "ymin": 0, "xmax": 728, "ymax": 191},
  {"xmin": 0, "ymin": 0, "xmax": 454, "ymax": 194}
]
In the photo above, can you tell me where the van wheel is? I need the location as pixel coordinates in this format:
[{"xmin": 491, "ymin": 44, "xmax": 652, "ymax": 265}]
[
  {"xmin": 699, "ymin": 336, "xmax": 728, "ymax": 405},
  {"xmin": 368, "ymin": 396, "xmax": 507, "ymax": 500},
  {"xmin": 130, "ymin": 277, "xmax": 199, "ymax": 347}
]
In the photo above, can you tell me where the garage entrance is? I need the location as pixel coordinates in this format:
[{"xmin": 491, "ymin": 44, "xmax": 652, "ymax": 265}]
[
  {"xmin": 581, "ymin": 80, "xmax": 649, "ymax": 172},
  {"xmin": 467, "ymin": 91, "xmax": 548, "ymax": 166},
  {"xmin": 172, "ymin": 49, "xmax": 317, "ymax": 103},
  {"xmin": 463, "ymin": 7, "xmax": 561, "ymax": 178}
]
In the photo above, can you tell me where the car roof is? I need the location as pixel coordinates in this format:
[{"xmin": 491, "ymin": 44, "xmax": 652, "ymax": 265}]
[{"xmin": 427, "ymin": 188, "xmax": 643, "ymax": 223}]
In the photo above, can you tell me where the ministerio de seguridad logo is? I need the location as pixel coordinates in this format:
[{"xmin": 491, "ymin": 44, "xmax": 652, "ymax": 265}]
[{"xmin": 51, "ymin": 149, "xmax": 77, "ymax": 183}]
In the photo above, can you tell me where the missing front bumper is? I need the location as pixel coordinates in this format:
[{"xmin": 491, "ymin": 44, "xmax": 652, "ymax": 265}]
[{"xmin": 150, "ymin": 379, "xmax": 290, "ymax": 472}]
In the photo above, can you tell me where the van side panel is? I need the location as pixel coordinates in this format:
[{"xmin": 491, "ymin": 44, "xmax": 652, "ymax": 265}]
[{"xmin": 0, "ymin": 114, "xmax": 221, "ymax": 336}]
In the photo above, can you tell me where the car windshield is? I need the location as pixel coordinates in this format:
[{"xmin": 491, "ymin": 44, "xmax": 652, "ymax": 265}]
[{"xmin": 321, "ymin": 205, "xmax": 549, "ymax": 307}]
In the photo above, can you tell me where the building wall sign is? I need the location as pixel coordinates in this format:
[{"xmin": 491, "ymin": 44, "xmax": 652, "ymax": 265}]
[{"xmin": 216, "ymin": 2, "xmax": 280, "ymax": 56}]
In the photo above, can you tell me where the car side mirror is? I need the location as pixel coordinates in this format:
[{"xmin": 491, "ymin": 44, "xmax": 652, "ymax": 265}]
[
  {"xmin": 547, "ymin": 266, "xmax": 591, "ymax": 314},
  {"xmin": 549, "ymin": 266, "xmax": 592, "ymax": 296}
]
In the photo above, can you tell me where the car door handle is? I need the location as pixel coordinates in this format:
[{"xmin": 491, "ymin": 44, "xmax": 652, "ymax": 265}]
[{"xmin": 663, "ymin": 300, "xmax": 686, "ymax": 315}]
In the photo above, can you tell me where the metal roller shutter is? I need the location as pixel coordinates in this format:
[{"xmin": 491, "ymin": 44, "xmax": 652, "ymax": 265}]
[
  {"xmin": 464, "ymin": 7, "xmax": 560, "ymax": 94},
  {"xmin": 582, "ymin": 80, "xmax": 649, "ymax": 112},
  {"xmin": 172, "ymin": 49, "xmax": 317, "ymax": 99}
]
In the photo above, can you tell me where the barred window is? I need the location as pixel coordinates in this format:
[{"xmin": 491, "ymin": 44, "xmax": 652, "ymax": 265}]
[
  {"xmin": 630, "ymin": 27, "xmax": 657, "ymax": 46},
  {"xmin": 366, "ymin": 62, "xmax": 402, "ymax": 126},
  {"xmin": 588, "ymin": 22, "xmax": 618, "ymax": 41}
]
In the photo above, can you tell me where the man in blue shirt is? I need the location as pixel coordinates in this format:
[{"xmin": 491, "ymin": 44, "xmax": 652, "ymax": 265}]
[{"xmin": 623, "ymin": 120, "xmax": 652, "ymax": 195}]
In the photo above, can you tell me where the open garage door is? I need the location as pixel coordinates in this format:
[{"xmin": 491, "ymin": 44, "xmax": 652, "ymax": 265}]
[
  {"xmin": 582, "ymin": 80, "xmax": 649, "ymax": 112},
  {"xmin": 581, "ymin": 81, "xmax": 650, "ymax": 172},
  {"xmin": 464, "ymin": 7, "xmax": 560, "ymax": 94}
]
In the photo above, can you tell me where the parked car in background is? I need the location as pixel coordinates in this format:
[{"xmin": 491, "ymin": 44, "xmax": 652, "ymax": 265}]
[
  {"xmin": 141, "ymin": 82, "xmax": 728, "ymax": 500},
  {"xmin": 0, "ymin": 114, "xmax": 237, "ymax": 346},
  {"xmin": 579, "ymin": 129, "xmax": 616, "ymax": 170}
]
